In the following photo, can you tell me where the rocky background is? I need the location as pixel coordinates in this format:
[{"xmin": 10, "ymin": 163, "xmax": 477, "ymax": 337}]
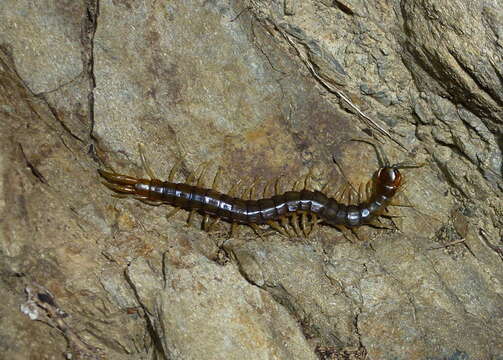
[{"xmin": 1, "ymin": 0, "xmax": 502, "ymax": 359}]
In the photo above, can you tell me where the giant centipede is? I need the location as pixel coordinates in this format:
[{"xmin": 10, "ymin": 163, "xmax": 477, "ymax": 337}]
[{"xmin": 98, "ymin": 140, "xmax": 422, "ymax": 237}]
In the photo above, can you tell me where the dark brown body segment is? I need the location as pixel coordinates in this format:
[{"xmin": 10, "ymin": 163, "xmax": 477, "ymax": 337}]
[{"xmin": 129, "ymin": 178, "xmax": 389, "ymax": 227}]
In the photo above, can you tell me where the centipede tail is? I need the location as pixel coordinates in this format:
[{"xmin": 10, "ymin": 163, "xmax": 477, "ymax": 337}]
[{"xmin": 99, "ymin": 142, "xmax": 423, "ymax": 238}]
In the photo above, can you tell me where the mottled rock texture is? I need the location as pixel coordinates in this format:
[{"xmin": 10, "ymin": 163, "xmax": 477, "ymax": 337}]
[{"xmin": 0, "ymin": 0, "xmax": 502, "ymax": 359}]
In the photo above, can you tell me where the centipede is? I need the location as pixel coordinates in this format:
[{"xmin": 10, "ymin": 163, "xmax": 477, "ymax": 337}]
[{"xmin": 98, "ymin": 140, "xmax": 422, "ymax": 238}]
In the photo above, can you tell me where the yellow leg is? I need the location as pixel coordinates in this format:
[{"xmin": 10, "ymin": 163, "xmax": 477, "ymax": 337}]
[
  {"xmin": 168, "ymin": 160, "xmax": 182, "ymax": 182},
  {"xmin": 212, "ymin": 166, "xmax": 222, "ymax": 190},
  {"xmin": 202, "ymin": 214, "xmax": 210, "ymax": 231},
  {"xmin": 166, "ymin": 207, "xmax": 181, "ymax": 220},
  {"xmin": 197, "ymin": 162, "xmax": 210, "ymax": 187},
  {"xmin": 138, "ymin": 143, "xmax": 156, "ymax": 179},
  {"xmin": 292, "ymin": 178, "xmax": 303, "ymax": 191},
  {"xmin": 250, "ymin": 223, "xmax": 264, "ymax": 240},
  {"xmin": 335, "ymin": 225, "xmax": 356, "ymax": 242},
  {"xmin": 366, "ymin": 180, "xmax": 372, "ymax": 200},
  {"xmin": 247, "ymin": 178, "xmax": 258, "ymax": 200},
  {"xmin": 334, "ymin": 183, "xmax": 349, "ymax": 202},
  {"xmin": 320, "ymin": 181, "xmax": 330, "ymax": 194},
  {"xmin": 303, "ymin": 169, "xmax": 312, "ymax": 190},
  {"xmin": 301, "ymin": 212, "xmax": 309, "ymax": 237},
  {"xmin": 291, "ymin": 213, "xmax": 301, "ymax": 236},
  {"xmin": 136, "ymin": 197, "xmax": 162, "ymax": 206},
  {"xmin": 308, "ymin": 213, "xmax": 318, "ymax": 236},
  {"xmin": 267, "ymin": 220, "xmax": 288, "ymax": 237},
  {"xmin": 228, "ymin": 180, "xmax": 242, "ymax": 197},
  {"xmin": 262, "ymin": 178, "xmax": 275, "ymax": 198},
  {"xmin": 186, "ymin": 209, "xmax": 196, "ymax": 227},
  {"xmin": 347, "ymin": 185, "xmax": 353, "ymax": 205},
  {"xmin": 229, "ymin": 222, "xmax": 239, "ymax": 238},
  {"xmin": 274, "ymin": 177, "xmax": 282, "ymax": 195},
  {"xmin": 358, "ymin": 183, "xmax": 365, "ymax": 203},
  {"xmin": 187, "ymin": 162, "xmax": 208, "ymax": 185},
  {"xmin": 280, "ymin": 216, "xmax": 293, "ymax": 237}
]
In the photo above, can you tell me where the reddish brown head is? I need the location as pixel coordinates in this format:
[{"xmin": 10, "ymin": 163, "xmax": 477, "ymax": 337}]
[{"xmin": 374, "ymin": 166, "xmax": 403, "ymax": 197}]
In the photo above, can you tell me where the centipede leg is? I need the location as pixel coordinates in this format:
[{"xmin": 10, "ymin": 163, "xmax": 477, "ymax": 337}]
[
  {"xmin": 358, "ymin": 183, "xmax": 365, "ymax": 203},
  {"xmin": 212, "ymin": 166, "xmax": 222, "ymax": 190},
  {"xmin": 335, "ymin": 225, "xmax": 356, "ymax": 242},
  {"xmin": 320, "ymin": 181, "xmax": 330, "ymax": 195},
  {"xmin": 367, "ymin": 216, "xmax": 394, "ymax": 230},
  {"xmin": 135, "ymin": 196, "xmax": 163, "ymax": 206},
  {"xmin": 267, "ymin": 220, "xmax": 288, "ymax": 237},
  {"xmin": 350, "ymin": 227, "xmax": 365, "ymax": 242},
  {"xmin": 308, "ymin": 213, "xmax": 318, "ymax": 236},
  {"xmin": 197, "ymin": 162, "xmax": 210, "ymax": 187},
  {"xmin": 274, "ymin": 177, "xmax": 282, "ymax": 195},
  {"xmin": 249, "ymin": 223, "xmax": 265, "ymax": 240},
  {"xmin": 280, "ymin": 216, "xmax": 294, "ymax": 237},
  {"xmin": 292, "ymin": 178, "xmax": 303, "ymax": 191},
  {"xmin": 291, "ymin": 213, "xmax": 302, "ymax": 236},
  {"xmin": 202, "ymin": 214, "xmax": 210, "ymax": 231},
  {"xmin": 366, "ymin": 180, "xmax": 372, "ymax": 201},
  {"xmin": 227, "ymin": 179, "xmax": 242, "ymax": 198},
  {"xmin": 230, "ymin": 222, "xmax": 240, "ymax": 238},
  {"xmin": 186, "ymin": 162, "xmax": 208, "ymax": 185},
  {"xmin": 207, "ymin": 217, "xmax": 221, "ymax": 232},
  {"xmin": 186, "ymin": 209, "xmax": 196, "ymax": 227},
  {"xmin": 301, "ymin": 212, "xmax": 309, "ymax": 237},
  {"xmin": 262, "ymin": 178, "xmax": 275, "ymax": 198},
  {"xmin": 246, "ymin": 178, "xmax": 258, "ymax": 200},
  {"xmin": 334, "ymin": 183, "xmax": 349, "ymax": 203},
  {"xmin": 303, "ymin": 169, "xmax": 312, "ymax": 190},
  {"xmin": 168, "ymin": 160, "xmax": 182, "ymax": 182},
  {"xmin": 347, "ymin": 185, "xmax": 354, "ymax": 205},
  {"xmin": 166, "ymin": 207, "xmax": 181, "ymax": 220},
  {"xmin": 138, "ymin": 143, "xmax": 157, "ymax": 179}
]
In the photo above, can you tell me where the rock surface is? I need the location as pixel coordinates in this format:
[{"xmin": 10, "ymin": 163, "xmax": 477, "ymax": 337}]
[{"xmin": 0, "ymin": 0, "xmax": 502, "ymax": 359}]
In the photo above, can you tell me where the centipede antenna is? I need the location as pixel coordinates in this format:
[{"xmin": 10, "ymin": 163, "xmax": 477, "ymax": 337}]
[
  {"xmin": 349, "ymin": 138, "xmax": 389, "ymax": 167},
  {"xmin": 392, "ymin": 161, "xmax": 426, "ymax": 169}
]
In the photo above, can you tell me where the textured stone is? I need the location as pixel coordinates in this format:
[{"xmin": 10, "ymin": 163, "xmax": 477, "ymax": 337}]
[{"xmin": 0, "ymin": 0, "xmax": 502, "ymax": 359}]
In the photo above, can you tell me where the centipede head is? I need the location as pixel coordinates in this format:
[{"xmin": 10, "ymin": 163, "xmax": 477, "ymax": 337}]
[
  {"xmin": 374, "ymin": 166, "xmax": 403, "ymax": 197},
  {"xmin": 349, "ymin": 138, "xmax": 424, "ymax": 197}
]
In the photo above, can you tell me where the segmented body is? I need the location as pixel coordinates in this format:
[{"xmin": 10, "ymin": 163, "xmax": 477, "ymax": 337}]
[{"xmin": 98, "ymin": 160, "xmax": 403, "ymax": 230}]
